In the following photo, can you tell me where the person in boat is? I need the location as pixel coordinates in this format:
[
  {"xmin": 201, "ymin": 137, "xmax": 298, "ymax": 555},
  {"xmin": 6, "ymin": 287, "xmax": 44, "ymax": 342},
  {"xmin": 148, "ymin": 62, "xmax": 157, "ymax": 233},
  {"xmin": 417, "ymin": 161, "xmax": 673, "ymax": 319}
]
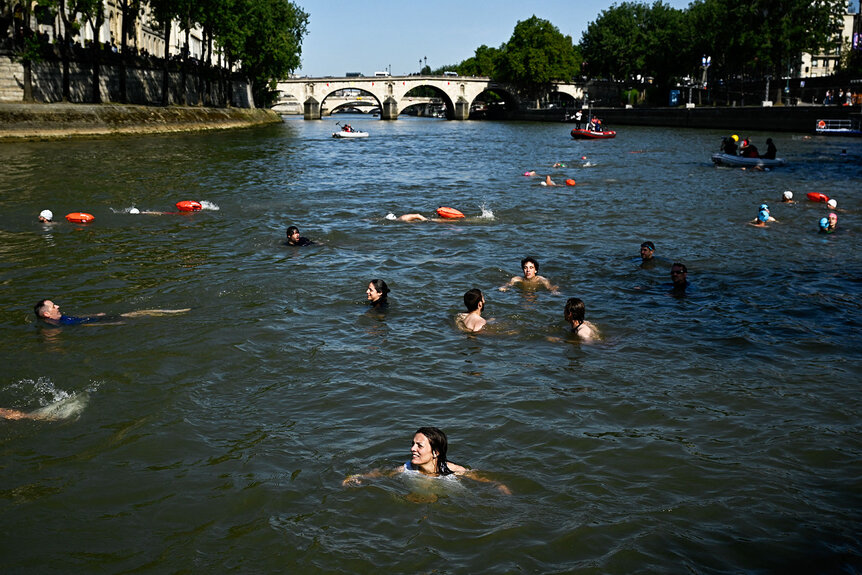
[
  {"xmin": 739, "ymin": 139, "xmax": 759, "ymax": 158},
  {"xmin": 34, "ymin": 299, "xmax": 189, "ymax": 326},
  {"xmin": 285, "ymin": 225, "xmax": 313, "ymax": 246},
  {"xmin": 500, "ymin": 257, "xmax": 559, "ymax": 293},
  {"xmin": 456, "ymin": 288, "xmax": 486, "ymax": 332},
  {"xmin": 762, "ymin": 138, "xmax": 777, "ymax": 160},
  {"xmin": 781, "ymin": 191, "xmax": 795, "ymax": 204},
  {"xmin": 342, "ymin": 124, "xmax": 353, "ymax": 133},
  {"xmin": 366, "ymin": 279, "xmax": 390, "ymax": 309},
  {"xmin": 721, "ymin": 134, "xmax": 739, "ymax": 155},
  {"xmin": 342, "ymin": 426, "xmax": 510, "ymax": 494},
  {"xmin": 574, "ymin": 109, "xmax": 583, "ymax": 129},
  {"xmin": 564, "ymin": 298, "xmax": 600, "ymax": 342}
]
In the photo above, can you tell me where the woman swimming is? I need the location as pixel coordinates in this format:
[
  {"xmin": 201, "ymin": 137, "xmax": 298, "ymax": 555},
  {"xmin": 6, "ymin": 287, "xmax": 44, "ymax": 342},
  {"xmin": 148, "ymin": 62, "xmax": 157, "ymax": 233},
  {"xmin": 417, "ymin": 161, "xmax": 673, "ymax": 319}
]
[
  {"xmin": 366, "ymin": 279, "xmax": 390, "ymax": 308},
  {"xmin": 343, "ymin": 426, "xmax": 510, "ymax": 493}
]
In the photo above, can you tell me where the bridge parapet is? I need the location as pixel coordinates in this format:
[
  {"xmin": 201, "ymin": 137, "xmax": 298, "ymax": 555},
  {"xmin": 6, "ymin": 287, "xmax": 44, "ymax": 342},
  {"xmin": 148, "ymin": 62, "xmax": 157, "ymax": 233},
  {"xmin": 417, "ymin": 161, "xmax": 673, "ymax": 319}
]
[{"xmin": 276, "ymin": 76, "xmax": 583, "ymax": 120}]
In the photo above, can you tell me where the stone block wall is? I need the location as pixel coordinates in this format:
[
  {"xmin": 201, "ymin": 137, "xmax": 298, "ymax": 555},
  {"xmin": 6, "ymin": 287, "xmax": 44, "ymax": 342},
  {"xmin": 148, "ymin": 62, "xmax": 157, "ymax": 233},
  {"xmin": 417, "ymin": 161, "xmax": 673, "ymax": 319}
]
[{"xmin": 1, "ymin": 54, "xmax": 252, "ymax": 108}]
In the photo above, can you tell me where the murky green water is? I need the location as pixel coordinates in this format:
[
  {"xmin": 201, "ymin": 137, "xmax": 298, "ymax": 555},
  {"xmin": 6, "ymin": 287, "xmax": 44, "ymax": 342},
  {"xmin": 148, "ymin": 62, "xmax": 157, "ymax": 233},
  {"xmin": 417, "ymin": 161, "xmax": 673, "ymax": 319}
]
[{"xmin": 1, "ymin": 116, "xmax": 860, "ymax": 573}]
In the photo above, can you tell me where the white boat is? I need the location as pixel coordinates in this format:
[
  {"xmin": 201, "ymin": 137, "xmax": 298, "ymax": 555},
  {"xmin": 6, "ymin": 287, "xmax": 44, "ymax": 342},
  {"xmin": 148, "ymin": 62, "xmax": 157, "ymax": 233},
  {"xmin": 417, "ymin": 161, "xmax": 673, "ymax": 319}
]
[
  {"xmin": 711, "ymin": 153, "xmax": 786, "ymax": 168},
  {"xmin": 332, "ymin": 130, "xmax": 368, "ymax": 139}
]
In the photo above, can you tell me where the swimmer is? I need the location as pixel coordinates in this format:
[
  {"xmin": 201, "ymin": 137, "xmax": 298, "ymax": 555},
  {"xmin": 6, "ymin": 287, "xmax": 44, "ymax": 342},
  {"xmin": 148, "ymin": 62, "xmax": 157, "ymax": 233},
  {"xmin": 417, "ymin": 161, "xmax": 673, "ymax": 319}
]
[
  {"xmin": 1, "ymin": 407, "xmax": 44, "ymax": 420},
  {"xmin": 500, "ymin": 257, "xmax": 558, "ymax": 293},
  {"xmin": 781, "ymin": 191, "xmax": 795, "ymax": 204},
  {"xmin": 750, "ymin": 204, "xmax": 775, "ymax": 226},
  {"xmin": 366, "ymin": 279, "xmax": 390, "ymax": 308},
  {"xmin": 827, "ymin": 198, "xmax": 837, "ymax": 210},
  {"xmin": 820, "ymin": 212, "xmax": 838, "ymax": 233},
  {"xmin": 564, "ymin": 298, "xmax": 600, "ymax": 342},
  {"xmin": 342, "ymin": 426, "xmax": 510, "ymax": 494},
  {"xmin": 38, "ymin": 209, "xmax": 55, "ymax": 223},
  {"xmin": 456, "ymin": 288, "xmax": 486, "ymax": 332},
  {"xmin": 523, "ymin": 170, "xmax": 537, "ymax": 176},
  {"xmin": 552, "ymin": 162, "xmax": 568, "ymax": 168},
  {"xmin": 34, "ymin": 299, "xmax": 190, "ymax": 326},
  {"xmin": 285, "ymin": 225, "xmax": 313, "ymax": 246},
  {"xmin": 670, "ymin": 263, "xmax": 689, "ymax": 293},
  {"xmin": 541, "ymin": 175, "xmax": 558, "ymax": 186},
  {"xmin": 639, "ymin": 241, "xmax": 655, "ymax": 262}
]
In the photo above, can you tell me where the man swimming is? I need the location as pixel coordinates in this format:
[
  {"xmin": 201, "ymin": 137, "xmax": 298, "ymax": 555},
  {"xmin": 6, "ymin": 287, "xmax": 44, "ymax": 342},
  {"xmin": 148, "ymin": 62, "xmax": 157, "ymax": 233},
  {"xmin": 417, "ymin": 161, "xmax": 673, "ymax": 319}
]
[
  {"xmin": 456, "ymin": 289, "xmax": 486, "ymax": 333},
  {"xmin": 564, "ymin": 298, "xmax": 599, "ymax": 342},
  {"xmin": 34, "ymin": 300, "xmax": 190, "ymax": 326},
  {"xmin": 670, "ymin": 263, "xmax": 689, "ymax": 294},
  {"xmin": 500, "ymin": 257, "xmax": 558, "ymax": 293},
  {"xmin": 285, "ymin": 226, "xmax": 313, "ymax": 246}
]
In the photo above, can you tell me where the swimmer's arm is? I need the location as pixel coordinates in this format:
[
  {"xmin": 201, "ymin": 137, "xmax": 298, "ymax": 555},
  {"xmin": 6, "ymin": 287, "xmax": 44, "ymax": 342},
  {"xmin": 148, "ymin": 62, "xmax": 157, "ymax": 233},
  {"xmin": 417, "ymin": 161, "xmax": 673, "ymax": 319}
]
[
  {"xmin": 342, "ymin": 467, "xmax": 399, "ymax": 486},
  {"xmin": 120, "ymin": 308, "xmax": 191, "ymax": 318},
  {"xmin": 0, "ymin": 408, "xmax": 30, "ymax": 420},
  {"xmin": 460, "ymin": 469, "xmax": 512, "ymax": 495},
  {"xmin": 538, "ymin": 276, "xmax": 559, "ymax": 294},
  {"xmin": 499, "ymin": 277, "xmax": 521, "ymax": 291}
]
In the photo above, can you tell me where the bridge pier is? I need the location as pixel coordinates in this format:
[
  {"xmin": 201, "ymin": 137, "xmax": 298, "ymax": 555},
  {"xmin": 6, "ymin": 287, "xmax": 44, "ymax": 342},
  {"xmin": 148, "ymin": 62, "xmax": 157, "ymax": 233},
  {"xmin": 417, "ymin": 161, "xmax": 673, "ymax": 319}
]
[
  {"xmin": 454, "ymin": 97, "xmax": 470, "ymax": 120},
  {"xmin": 381, "ymin": 97, "xmax": 398, "ymax": 120},
  {"xmin": 303, "ymin": 97, "xmax": 321, "ymax": 120}
]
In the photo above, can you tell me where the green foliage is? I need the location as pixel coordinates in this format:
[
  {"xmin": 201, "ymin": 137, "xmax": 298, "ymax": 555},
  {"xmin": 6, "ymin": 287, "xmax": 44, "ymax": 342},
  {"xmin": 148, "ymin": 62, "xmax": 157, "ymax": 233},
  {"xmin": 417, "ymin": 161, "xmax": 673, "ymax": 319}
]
[
  {"xmin": 495, "ymin": 15, "xmax": 580, "ymax": 94},
  {"xmin": 457, "ymin": 44, "xmax": 501, "ymax": 77}
]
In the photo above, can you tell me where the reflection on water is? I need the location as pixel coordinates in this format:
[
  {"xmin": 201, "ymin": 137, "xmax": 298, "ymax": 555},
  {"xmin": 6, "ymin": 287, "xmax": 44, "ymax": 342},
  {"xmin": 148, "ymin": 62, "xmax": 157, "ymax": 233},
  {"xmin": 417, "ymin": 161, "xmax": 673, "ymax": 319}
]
[{"xmin": 0, "ymin": 117, "xmax": 860, "ymax": 573}]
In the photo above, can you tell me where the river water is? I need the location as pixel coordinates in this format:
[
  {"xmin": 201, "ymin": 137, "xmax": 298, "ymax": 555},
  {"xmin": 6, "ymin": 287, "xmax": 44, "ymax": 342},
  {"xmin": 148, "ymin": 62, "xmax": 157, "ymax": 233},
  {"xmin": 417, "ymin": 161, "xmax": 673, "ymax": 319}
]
[{"xmin": 1, "ymin": 115, "xmax": 860, "ymax": 573}]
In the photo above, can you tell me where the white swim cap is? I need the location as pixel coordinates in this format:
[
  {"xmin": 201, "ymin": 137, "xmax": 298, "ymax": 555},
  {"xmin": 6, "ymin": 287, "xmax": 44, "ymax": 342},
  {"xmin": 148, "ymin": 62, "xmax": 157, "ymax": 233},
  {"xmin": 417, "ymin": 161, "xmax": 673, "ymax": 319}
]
[
  {"xmin": 385, "ymin": 213, "xmax": 396, "ymax": 221},
  {"xmin": 129, "ymin": 207, "xmax": 140, "ymax": 214},
  {"xmin": 39, "ymin": 209, "xmax": 53, "ymax": 221},
  {"xmin": 783, "ymin": 191, "xmax": 793, "ymax": 200},
  {"xmin": 827, "ymin": 199, "xmax": 837, "ymax": 209}
]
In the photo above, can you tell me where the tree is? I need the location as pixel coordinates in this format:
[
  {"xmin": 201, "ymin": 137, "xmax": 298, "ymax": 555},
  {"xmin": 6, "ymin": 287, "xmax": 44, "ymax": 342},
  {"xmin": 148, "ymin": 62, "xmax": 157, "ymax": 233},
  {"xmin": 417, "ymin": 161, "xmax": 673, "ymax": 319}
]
[
  {"xmin": 495, "ymin": 16, "xmax": 580, "ymax": 99},
  {"xmin": 457, "ymin": 44, "xmax": 501, "ymax": 77},
  {"xmin": 77, "ymin": 0, "xmax": 106, "ymax": 103}
]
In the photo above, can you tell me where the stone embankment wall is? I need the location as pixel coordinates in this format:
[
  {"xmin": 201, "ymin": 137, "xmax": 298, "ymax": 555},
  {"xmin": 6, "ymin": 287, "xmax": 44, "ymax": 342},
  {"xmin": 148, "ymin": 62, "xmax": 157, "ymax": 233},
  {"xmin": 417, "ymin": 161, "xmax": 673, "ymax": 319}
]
[{"xmin": 0, "ymin": 53, "xmax": 252, "ymax": 108}]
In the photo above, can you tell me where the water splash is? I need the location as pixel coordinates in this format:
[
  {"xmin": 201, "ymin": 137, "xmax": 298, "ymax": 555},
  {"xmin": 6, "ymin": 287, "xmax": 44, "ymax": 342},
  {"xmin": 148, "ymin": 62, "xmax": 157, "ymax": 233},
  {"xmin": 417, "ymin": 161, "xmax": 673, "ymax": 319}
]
[
  {"xmin": 199, "ymin": 200, "xmax": 220, "ymax": 211},
  {"xmin": 478, "ymin": 203, "xmax": 494, "ymax": 220}
]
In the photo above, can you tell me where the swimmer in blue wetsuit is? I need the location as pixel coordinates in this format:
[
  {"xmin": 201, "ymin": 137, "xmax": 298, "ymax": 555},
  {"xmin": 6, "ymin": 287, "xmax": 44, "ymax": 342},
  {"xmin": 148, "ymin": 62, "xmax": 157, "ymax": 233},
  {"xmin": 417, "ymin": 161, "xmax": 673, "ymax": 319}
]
[
  {"xmin": 343, "ymin": 426, "xmax": 511, "ymax": 494},
  {"xmin": 34, "ymin": 299, "xmax": 190, "ymax": 326}
]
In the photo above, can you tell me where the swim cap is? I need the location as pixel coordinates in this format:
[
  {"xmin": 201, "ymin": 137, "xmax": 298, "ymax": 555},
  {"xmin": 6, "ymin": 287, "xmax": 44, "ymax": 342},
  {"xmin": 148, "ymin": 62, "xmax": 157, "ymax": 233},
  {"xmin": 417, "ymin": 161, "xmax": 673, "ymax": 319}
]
[
  {"xmin": 385, "ymin": 213, "xmax": 396, "ymax": 221},
  {"xmin": 39, "ymin": 209, "xmax": 53, "ymax": 221},
  {"xmin": 820, "ymin": 217, "xmax": 829, "ymax": 229},
  {"xmin": 759, "ymin": 204, "xmax": 769, "ymax": 212},
  {"xmin": 129, "ymin": 207, "xmax": 140, "ymax": 214},
  {"xmin": 783, "ymin": 191, "xmax": 793, "ymax": 200},
  {"xmin": 731, "ymin": 134, "xmax": 739, "ymax": 142},
  {"xmin": 829, "ymin": 212, "xmax": 837, "ymax": 220},
  {"xmin": 827, "ymin": 199, "xmax": 837, "ymax": 209},
  {"xmin": 758, "ymin": 210, "xmax": 769, "ymax": 223}
]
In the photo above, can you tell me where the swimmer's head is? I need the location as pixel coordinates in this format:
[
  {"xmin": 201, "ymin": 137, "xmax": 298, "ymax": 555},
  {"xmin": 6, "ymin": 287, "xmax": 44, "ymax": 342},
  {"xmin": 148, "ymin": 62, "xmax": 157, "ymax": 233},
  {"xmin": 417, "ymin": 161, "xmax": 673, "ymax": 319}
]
[
  {"xmin": 828, "ymin": 212, "xmax": 838, "ymax": 225},
  {"xmin": 521, "ymin": 256, "xmax": 539, "ymax": 275},
  {"xmin": 414, "ymin": 426, "xmax": 449, "ymax": 471},
  {"xmin": 783, "ymin": 191, "xmax": 793, "ymax": 200},
  {"xmin": 827, "ymin": 199, "xmax": 837, "ymax": 209},
  {"xmin": 38, "ymin": 209, "xmax": 53, "ymax": 222},
  {"xmin": 129, "ymin": 207, "xmax": 140, "ymax": 214},
  {"xmin": 367, "ymin": 279, "xmax": 390, "ymax": 303},
  {"xmin": 385, "ymin": 213, "xmax": 396, "ymax": 220},
  {"xmin": 464, "ymin": 288, "xmax": 484, "ymax": 312},
  {"xmin": 564, "ymin": 297, "xmax": 586, "ymax": 325},
  {"xmin": 731, "ymin": 134, "xmax": 739, "ymax": 142},
  {"xmin": 758, "ymin": 210, "xmax": 769, "ymax": 223},
  {"xmin": 759, "ymin": 203, "xmax": 769, "ymax": 212},
  {"xmin": 820, "ymin": 217, "xmax": 829, "ymax": 230}
]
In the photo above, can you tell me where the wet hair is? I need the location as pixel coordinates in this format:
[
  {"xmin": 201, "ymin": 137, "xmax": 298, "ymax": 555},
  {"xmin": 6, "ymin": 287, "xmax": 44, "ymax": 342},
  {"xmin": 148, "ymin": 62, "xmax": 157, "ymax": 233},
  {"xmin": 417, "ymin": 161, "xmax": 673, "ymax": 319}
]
[
  {"xmin": 34, "ymin": 299, "xmax": 49, "ymax": 317},
  {"xmin": 286, "ymin": 226, "xmax": 299, "ymax": 237},
  {"xmin": 564, "ymin": 298, "xmax": 585, "ymax": 325},
  {"xmin": 521, "ymin": 257, "xmax": 539, "ymax": 271},
  {"xmin": 464, "ymin": 288, "xmax": 483, "ymax": 312},
  {"xmin": 671, "ymin": 262, "xmax": 687, "ymax": 274},
  {"xmin": 368, "ymin": 279, "xmax": 390, "ymax": 302},
  {"xmin": 640, "ymin": 241, "xmax": 655, "ymax": 251},
  {"xmin": 415, "ymin": 426, "xmax": 450, "ymax": 475}
]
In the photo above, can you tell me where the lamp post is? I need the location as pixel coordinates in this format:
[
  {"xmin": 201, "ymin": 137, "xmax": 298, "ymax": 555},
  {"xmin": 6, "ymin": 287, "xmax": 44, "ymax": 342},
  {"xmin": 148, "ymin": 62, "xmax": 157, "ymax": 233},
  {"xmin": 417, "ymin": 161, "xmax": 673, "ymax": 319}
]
[{"xmin": 699, "ymin": 55, "xmax": 711, "ymax": 105}]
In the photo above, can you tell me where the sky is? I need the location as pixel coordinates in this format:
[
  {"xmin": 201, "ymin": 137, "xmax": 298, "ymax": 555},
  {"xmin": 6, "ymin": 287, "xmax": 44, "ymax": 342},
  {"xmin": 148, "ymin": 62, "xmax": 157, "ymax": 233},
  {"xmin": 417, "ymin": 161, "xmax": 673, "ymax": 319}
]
[{"xmin": 294, "ymin": 0, "xmax": 693, "ymax": 77}]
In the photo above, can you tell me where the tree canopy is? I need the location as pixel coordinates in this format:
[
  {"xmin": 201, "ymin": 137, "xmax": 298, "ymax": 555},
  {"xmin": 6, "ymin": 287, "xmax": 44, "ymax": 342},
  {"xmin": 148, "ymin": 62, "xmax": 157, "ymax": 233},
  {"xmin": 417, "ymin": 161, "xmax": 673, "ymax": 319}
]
[{"xmin": 495, "ymin": 16, "xmax": 581, "ymax": 95}]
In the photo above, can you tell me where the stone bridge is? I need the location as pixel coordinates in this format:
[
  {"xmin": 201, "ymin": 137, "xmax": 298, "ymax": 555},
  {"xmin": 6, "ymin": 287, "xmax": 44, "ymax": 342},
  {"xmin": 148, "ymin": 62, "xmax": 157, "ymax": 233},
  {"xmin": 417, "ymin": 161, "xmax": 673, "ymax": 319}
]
[{"xmin": 275, "ymin": 76, "xmax": 583, "ymax": 120}]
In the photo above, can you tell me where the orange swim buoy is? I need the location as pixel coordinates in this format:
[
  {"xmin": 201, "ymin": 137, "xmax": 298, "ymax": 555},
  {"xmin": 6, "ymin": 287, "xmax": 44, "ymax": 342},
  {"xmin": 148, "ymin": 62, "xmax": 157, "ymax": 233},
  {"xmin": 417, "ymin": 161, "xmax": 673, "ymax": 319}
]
[
  {"xmin": 817, "ymin": 120, "xmax": 826, "ymax": 129},
  {"xmin": 565, "ymin": 179, "xmax": 576, "ymax": 186},
  {"xmin": 806, "ymin": 192, "xmax": 829, "ymax": 203},
  {"xmin": 65, "ymin": 212, "xmax": 94, "ymax": 223},
  {"xmin": 176, "ymin": 200, "xmax": 202, "ymax": 212},
  {"xmin": 436, "ymin": 207, "xmax": 465, "ymax": 219}
]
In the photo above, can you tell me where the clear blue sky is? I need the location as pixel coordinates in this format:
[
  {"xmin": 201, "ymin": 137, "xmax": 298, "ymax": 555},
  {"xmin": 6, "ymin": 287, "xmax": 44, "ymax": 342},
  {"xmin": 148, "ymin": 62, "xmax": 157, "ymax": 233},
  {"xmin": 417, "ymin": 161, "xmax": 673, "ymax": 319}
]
[{"xmin": 294, "ymin": 0, "xmax": 693, "ymax": 77}]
